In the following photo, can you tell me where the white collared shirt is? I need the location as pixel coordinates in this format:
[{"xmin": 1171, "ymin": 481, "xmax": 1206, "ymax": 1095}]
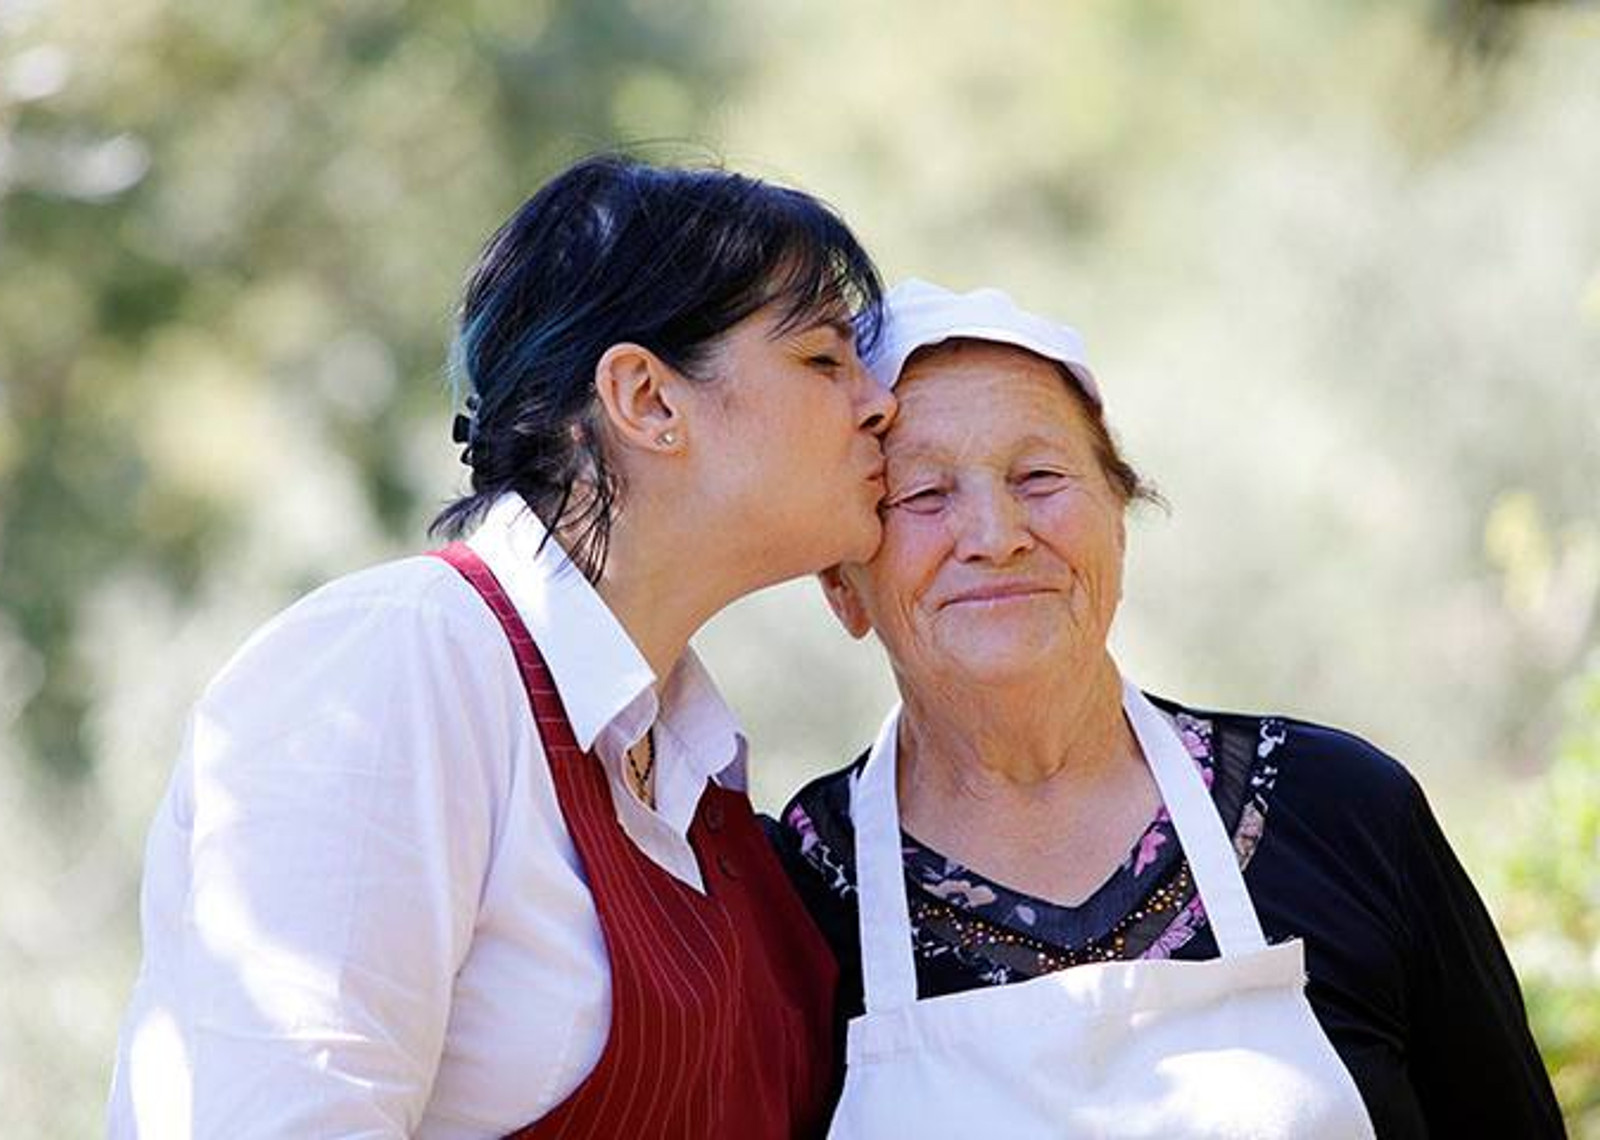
[{"xmin": 106, "ymin": 495, "xmax": 749, "ymax": 1139}]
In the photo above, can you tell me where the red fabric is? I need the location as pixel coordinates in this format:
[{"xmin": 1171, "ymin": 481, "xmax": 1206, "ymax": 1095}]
[{"xmin": 431, "ymin": 543, "xmax": 839, "ymax": 1140}]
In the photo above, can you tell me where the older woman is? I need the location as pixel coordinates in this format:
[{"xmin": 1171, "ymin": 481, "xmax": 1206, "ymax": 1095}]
[
  {"xmin": 774, "ymin": 280, "xmax": 1562, "ymax": 1138},
  {"xmin": 108, "ymin": 156, "xmax": 895, "ymax": 1139}
]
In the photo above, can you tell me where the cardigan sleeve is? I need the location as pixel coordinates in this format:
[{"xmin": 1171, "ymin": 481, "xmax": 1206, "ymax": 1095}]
[{"xmin": 1398, "ymin": 778, "xmax": 1566, "ymax": 1137}]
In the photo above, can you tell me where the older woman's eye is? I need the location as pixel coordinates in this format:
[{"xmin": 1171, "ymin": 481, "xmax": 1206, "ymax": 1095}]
[
  {"xmin": 805, "ymin": 353, "xmax": 844, "ymax": 374},
  {"xmin": 1019, "ymin": 470, "xmax": 1068, "ymax": 494},
  {"xmin": 888, "ymin": 487, "xmax": 947, "ymax": 514}
]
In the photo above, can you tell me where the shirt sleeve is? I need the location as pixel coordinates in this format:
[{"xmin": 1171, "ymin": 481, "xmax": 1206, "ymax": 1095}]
[
  {"xmin": 1399, "ymin": 777, "xmax": 1566, "ymax": 1137},
  {"xmin": 123, "ymin": 580, "xmax": 511, "ymax": 1137}
]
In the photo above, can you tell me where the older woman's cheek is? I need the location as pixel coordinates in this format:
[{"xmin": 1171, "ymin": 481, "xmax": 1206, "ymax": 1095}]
[{"xmin": 1084, "ymin": 561, "xmax": 1124, "ymax": 644}]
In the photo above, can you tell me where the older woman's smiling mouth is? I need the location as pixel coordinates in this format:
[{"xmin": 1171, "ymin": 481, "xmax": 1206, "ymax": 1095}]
[{"xmin": 939, "ymin": 582, "xmax": 1056, "ymax": 609}]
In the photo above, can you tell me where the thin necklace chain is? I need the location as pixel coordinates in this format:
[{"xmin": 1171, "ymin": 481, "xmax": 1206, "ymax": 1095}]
[{"xmin": 627, "ymin": 728, "xmax": 655, "ymax": 804}]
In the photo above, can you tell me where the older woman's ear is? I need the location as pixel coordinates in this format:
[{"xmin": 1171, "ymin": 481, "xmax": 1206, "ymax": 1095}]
[{"xmin": 817, "ymin": 567, "xmax": 873, "ymax": 639}]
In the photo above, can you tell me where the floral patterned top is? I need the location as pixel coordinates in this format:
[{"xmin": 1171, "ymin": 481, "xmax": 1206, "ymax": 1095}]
[{"xmin": 780, "ymin": 705, "xmax": 1282, "ymax": 992}]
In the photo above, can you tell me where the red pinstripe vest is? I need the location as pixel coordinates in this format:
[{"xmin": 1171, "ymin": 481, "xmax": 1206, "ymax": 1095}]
[{"xmin": 433, "ymin": 543, "xmax": 838, "ymax": 1139}]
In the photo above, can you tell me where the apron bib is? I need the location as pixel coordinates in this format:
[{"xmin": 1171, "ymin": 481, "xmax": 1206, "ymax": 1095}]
[
  {"xmin": 433, "ymin": 543, "xmax": 837, "ymax": 1140},
  {"xmin": 829, "ymin": 679, "xmax": 1376, "ymax": 1140}
]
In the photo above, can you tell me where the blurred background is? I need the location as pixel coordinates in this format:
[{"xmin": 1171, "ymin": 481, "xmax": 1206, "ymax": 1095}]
[{"xmin": 1, "ymin": 0, "xmax": 1596, "ymax": 1133}]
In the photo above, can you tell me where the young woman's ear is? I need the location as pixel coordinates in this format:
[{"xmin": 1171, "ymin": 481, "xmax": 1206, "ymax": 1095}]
[
  {"xmin": 817, "ymin": 566, "xmax": 873, "ymax": 639},
  {"xmin": 593, "ymin": 343, "xmax": 685, "ymax": 454}
]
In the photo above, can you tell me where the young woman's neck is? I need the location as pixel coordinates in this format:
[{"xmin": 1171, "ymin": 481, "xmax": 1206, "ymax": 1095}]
[{"xmin": 589, "ymin": 502, "xmax": 742, "ymax": 687}]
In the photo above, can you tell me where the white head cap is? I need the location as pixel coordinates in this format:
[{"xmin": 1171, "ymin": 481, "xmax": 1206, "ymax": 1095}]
[{"xmin": 864, "ymin": 278, "xmax": 1100, "ymax": 405}]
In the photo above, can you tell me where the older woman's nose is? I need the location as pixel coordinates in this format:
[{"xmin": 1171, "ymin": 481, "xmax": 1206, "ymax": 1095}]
[{"xmin": 953, "ymin": 484, "xmax": 1034, "ymax": 563}]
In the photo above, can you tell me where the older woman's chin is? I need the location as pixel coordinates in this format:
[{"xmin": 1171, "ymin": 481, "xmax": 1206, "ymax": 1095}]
[
  {"xmin": 910, "ymin": 603, "xmax": 1108, "ymax": 678},
  {"xmin": 921, "ymin": 633, "xmax": 1080, "ymax": 685}
]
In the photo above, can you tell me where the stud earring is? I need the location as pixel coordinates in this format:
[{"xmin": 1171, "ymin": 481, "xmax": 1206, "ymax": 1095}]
[{"xmin": 659, "ymin": 430, "xmax": 677, "ymax": 448}]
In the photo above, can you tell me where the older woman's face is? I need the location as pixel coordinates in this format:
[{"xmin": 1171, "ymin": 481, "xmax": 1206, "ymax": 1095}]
[{"xmin": 824, "ymin": 341, "xmax": 1126, "ymax": 686}]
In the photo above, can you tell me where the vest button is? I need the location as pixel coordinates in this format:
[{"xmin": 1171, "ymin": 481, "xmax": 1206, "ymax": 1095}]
[
  {"xmin": 716, "ymin": 853, "xmax": 739, "ymax": 879},
  {"xmin": 704, "ymin": 801, "xmax": 725, "ymax": 831}
]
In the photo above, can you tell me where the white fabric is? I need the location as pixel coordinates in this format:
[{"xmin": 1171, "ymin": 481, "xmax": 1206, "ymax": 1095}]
[
  {"xmin": 106, "ymin": 493, "xmax": 748, "ymax": 1139},
  {"xmin": 864, "ymin": 277, "xmax": 1101, "ymax": 404},
  {"xmin": 829, "ymin": 680, "xmax": 1376, "ymax": 1139}
]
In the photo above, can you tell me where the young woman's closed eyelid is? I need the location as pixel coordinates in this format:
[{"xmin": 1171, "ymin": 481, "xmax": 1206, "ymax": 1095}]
[{"xmin": 798, "ymin": 338, "xmax": 858, "ymax": 376}]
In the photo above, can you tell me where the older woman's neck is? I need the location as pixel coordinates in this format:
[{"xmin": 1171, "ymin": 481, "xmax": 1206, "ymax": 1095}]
[
  {"xmin": 897, "ymin": 653, "xmax": 1133, "ymax": 789},
  {"xmin": 894, "ymin": 652, "xmax": 1158, "ymax": 907}
]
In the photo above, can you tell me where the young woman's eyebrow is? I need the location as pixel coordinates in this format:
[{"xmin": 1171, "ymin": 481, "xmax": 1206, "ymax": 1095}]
[{"xmin": 794, "ymin": 316, "xmax": 854, "ymax": 340}]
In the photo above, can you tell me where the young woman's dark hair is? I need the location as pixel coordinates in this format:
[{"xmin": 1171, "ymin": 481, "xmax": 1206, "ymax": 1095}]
[{"xmin": 432, "ymin": 154, "xmax": 886, "ymax": 580}]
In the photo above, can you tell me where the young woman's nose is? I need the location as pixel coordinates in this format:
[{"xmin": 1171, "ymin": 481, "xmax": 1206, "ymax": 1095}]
[{"xmin": 854, "ymin": 364, "xmax": 898, "ymax": 436}]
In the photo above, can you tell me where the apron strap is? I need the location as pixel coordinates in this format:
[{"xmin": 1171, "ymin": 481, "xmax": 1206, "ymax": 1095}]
[
  {"xmin": 851, "ymin": 680, "xmax": 1269, "ymax": 1017},
  {"xmin": 852, "ymin": 705, "xmax": 921, "ymax": 1014},
  {"xmin": 1122, "ymin": 680, "xmax": 1267, "ymax": 957}
]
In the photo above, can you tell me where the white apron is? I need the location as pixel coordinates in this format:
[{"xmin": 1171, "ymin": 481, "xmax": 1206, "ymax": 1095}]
[{"xmin": 828, "ymin": 680, "xmax": 1377, "ymax": 1139}]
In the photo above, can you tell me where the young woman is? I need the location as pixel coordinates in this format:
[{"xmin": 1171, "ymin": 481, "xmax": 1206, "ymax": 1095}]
[{"xmin": 109, "ymin": 155, "xmax": 896, "ymax": 1139}]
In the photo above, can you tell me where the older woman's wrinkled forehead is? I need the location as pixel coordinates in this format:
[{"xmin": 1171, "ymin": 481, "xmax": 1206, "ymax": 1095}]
[{"xmin": 900, "ymin": 337, "xmax": 1099, "ymax": 416}]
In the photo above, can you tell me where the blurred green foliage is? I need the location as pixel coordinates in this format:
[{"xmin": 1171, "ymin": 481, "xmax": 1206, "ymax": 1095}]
[
  {"xmin": 1496, "ymin": 655, "xmax": 1600, "ymax": 1137},
  {"xmin": 1, "ymin": 0, "xmax": 1596, "ymax": 1133},
  {"xmin": 0, "ymin": 0, "xmax": 730, "ymax": 779}
]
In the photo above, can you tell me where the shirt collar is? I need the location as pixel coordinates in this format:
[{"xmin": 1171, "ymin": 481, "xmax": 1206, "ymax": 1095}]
[
  {"xmin": 465, "ymin": 494, "xmax": 747, "ymax": 822},
  {"xmin": 468, "ymin": 494, "xmax": 656, "ymax": 752}
]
